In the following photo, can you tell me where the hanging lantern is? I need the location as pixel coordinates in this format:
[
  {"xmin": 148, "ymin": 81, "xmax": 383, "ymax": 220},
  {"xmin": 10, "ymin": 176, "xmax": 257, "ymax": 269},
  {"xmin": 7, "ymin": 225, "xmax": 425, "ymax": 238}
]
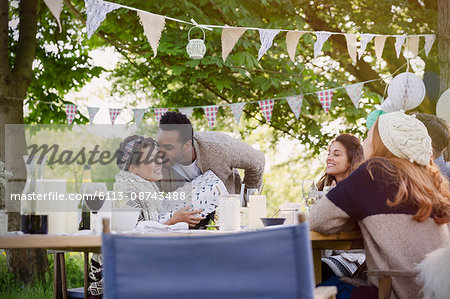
[
  {"xmin": 386, "ymin": 72, "xmax": 426, "ymax": 111},
  {"xmin": 186, "ymin": 26, "xmax": 206, "ymax": 59}
]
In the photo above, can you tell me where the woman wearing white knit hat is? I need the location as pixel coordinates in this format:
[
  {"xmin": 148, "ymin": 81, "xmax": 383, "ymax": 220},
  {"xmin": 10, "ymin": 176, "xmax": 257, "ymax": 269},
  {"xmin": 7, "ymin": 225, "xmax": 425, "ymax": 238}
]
[{"xmin": 310, "ymin": 111, "xmax": 450, "ymax": 299}]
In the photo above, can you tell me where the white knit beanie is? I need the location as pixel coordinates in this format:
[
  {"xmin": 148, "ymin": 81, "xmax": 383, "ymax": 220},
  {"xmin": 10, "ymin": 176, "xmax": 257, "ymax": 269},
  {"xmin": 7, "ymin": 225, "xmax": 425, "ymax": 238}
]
[{"xmin": 377, "ymin": 111, "xmax": 432, "ymax": 166}]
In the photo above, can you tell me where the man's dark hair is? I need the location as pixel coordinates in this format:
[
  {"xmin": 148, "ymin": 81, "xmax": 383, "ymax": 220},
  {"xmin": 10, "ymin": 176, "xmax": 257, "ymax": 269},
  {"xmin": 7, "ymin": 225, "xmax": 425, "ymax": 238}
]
[
  {"xmin": 159, "ymin": 112, "xmax": 194, "ymax": 143},
  {"xmin": 414, "ymin": 113, "xmax": 449, "ymax": 156}
]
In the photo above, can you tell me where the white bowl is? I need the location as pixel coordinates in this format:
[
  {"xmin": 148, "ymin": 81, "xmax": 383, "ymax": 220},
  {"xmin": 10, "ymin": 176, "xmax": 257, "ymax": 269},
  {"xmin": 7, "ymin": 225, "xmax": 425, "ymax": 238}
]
[{"xmin": 111, "ymin": 208, "xmax": 140, "ymax": 232}]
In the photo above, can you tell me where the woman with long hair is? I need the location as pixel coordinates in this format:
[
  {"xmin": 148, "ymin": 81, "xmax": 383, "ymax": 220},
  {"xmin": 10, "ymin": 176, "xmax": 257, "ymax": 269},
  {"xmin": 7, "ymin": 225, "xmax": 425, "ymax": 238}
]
[
  {"xmin": 310, "ymin": 112, "xmax": 450, "ymax": 298},
  {"xmin": 317, "ymin": 133, "xmax": 364, "ymax": 191}
]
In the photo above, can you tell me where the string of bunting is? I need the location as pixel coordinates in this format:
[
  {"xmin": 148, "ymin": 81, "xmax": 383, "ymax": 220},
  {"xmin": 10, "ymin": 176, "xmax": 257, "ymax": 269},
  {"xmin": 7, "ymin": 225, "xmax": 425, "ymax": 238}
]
[{"xmin": 43, "ymin": 0, "xmax": 436, "ymax": 64}]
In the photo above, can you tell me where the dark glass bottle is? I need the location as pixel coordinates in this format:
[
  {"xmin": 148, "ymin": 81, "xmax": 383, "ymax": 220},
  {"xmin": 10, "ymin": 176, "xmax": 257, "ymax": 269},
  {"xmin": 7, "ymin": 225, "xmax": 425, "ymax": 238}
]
[{"xmin": 78, "ymin": 165, "xmax": 91, "ymax": 230}]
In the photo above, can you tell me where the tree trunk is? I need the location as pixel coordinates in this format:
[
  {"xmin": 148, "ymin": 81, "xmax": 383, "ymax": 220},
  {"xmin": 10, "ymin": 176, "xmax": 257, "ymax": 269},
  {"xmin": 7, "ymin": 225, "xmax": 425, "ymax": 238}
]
[
  {"xmin": 0, "ymin": 0, "xmax": 48, "ymax": 283},
  {"xmin": 438, "ymin": 0, "xmax": 449, "ymax": 94}
]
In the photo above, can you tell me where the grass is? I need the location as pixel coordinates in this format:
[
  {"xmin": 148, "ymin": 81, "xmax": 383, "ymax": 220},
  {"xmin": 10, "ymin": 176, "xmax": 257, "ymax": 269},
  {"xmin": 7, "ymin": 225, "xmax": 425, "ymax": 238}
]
[{"xmin": 0, "ymin": 250, "xmax": 85, "ymax": 299}]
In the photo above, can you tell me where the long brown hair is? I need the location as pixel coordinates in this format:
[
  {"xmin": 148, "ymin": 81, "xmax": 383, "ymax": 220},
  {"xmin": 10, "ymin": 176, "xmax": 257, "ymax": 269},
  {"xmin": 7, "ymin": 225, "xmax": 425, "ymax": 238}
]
[
  {"xmin": 317, "ymin": 133, "xmax": 365, "ymax": 191},
  {"xmin": 367, "ymin": 120, "xmax": 450, "ymax": 224}
]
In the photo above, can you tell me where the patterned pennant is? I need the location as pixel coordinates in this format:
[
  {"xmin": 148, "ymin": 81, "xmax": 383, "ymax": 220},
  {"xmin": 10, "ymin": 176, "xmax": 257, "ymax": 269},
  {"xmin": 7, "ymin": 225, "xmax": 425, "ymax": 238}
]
[
  {"xmin": 286, "ymin": 31, "xmax": 304, "ymax": 62},
  {"xmin": 133, "ymin": 109, "xmax": 145, "ymax": 127},
  {"xmin": 394, "ymin": 35, "xmax": 406, "ymax": 58},
  {"xmin": 358, "ymin": 34, "xmax": 375, "ymax": 60},
  {"xmin": 345, "ymin": 34, "xmax": 357, "ymax": 63},
  {"xmin": 406, "ymin": 36, "xmax": 420, "ymax": 57},
  {"xmin": 178, "ymin": 107, "xmax": 194, "ymax": 119},
  {"xmin": 222, "ymin": 26, "xmax": 247, "ymax": 62},
  {"xmin": 424, "ymin": 35, "xmax": 435, "ymax": 56},
  {"xmin": 314, "ymin": 32, "xmax": 331, "ymax": 58},
  {"xmin": 85, "ymin": 0, "xmax": 120, "ymax": 38},
  {"xmin": 87, "ymin": 106, "xmax": 99, "ymax": 124},
  {"xmin": 316, "ymin": 90, "xmax": 334, "ymax": 113},
  {"xmin": 230, "ymin": 103, "xmax": 246, "ymax": 125},
  {"xmin": 258, "ymin": 100, "xmax": 275, "ymax": 123},
  {"xmin": 257, "ymin": 29, "xmax": 281, "ymax": 60},
  {"xmin": 154, "ymin": 108, "xmax": 169, "ymax": 125},
  {"xmin": 43, "ymin": 0, "xmax": 63, "ymax": 32},
  {"xmin": 203, "ymin": 106, "xmax": 219, "ymax": 129},
  {"xmin": 374, "ymin": 35, "xmax": 387, "ymax": 60},
  {"xmin": 344, "ymin": 83, "xmax": 364, "ymax": 108},
  {"xmin": 286, "ymin": 95, "xmax": 303, "ymax": 119},
  {"xmin": 65, "ymin": 104, "xmax": 77, "ymax": 125},
  {"xmin": 138, "ymin": 11, "xmax": 165, "ymax": 58},
  {"xmin": 108, "ymin": 108, "xmax": 121, "ymax": 125}
]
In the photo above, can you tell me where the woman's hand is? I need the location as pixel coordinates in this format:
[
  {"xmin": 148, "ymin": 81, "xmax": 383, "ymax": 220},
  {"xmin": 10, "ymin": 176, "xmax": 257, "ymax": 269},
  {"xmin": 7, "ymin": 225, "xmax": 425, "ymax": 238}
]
[{"xmin": 165, "ymin": 206, "xmax": 204, "ymax": 227}]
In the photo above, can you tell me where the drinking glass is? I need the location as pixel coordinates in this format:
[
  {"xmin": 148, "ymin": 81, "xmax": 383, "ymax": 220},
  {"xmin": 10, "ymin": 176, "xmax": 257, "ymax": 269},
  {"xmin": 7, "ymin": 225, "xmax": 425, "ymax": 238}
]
[
  {"xmin": 82, "ymin": 183, "xmax": 107, "ymax": 234},
  {"xmin": 302, "ymin": 179, "xmax": 318, "ymax": 214}
]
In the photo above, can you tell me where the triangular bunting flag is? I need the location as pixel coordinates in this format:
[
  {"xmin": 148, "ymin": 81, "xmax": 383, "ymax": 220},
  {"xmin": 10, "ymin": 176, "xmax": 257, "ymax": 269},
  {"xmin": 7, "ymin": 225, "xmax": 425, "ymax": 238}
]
[
  {"xmin": 257, "ymin": 29, "xmax": 281, "ymax": 60},
  {"xmin": 87, "ymin": 106, "xmax": 99, "ymax": 124},
  {"xmin": 203, "ymin": 106, "xmax": 219, "ymax": 129},
  {"xmin": 85, "ymin": 0, "xmax": 120, "ymax": 38},
  {"xmin": 345, "ymin": 34, "xmax": 357, "ymax": 63},
  {"xmin": 258, "ymin": 100, "xmax": 275, "ymax": 123},
  {"xmin": 43, "ymin": 0, "xmax": 63, "ymax": 32},
  {"xmin": 358, "ymin": 34, "xmax": 374, "ymax": 59},
  {"xmin": 344, "ymin": 83, "xmax": 364, "ymax": 108},
  {"xmin": 394, "ymin": 35, "xmax": 406, "ymax": 58},
  {"xmin": 286, "ymin": 31, "xmax": 304, "ymax": 62},
  {"xmin": 374, "ymin": 35, "xmax": 387, "ymax": 60},
  {"xmin": 137, "ymin": 11, "xmax": 165, "ymax": 58},
  {"xmin": 286, "ymin": 95, "xmax": 303, "ymax": 119},
  {"xmin": 314, "ymin": 32, "xmax": 331, "ymax": 58},
  {"xmin": 424, "ymin": 35, "xmax": 435, "ymax": 56},
  {"xmin": 222, "ymin": 26, "xmax": 247, "ymax": 62},
  {"xmin": 316, "ymin": 90, "xmax": 334, "ymax": 113},
  {"xmin": 133, "ymin": 109, "xmax": 145, "ymax": 127},
  {"xmin": 178, "ymin": 107, "xmax": 194, "ymax": 119},
  {"xmin": 154, "ymin": 108, "xmax": 169, "ymax": 125},
  {"xmin": 406, "ymin": 36, "xmax": 420, "ymax": 57},
  {"xmin": 230, "ymin": 103, "xmax": 246, "ymax": 125},
  {"xmin": 65, "ymin": 104, "xmax": 77, "ymax": 125},
  {"xmin": 108, "ymin": 108, "xmax": 121, "ymax": 125}
]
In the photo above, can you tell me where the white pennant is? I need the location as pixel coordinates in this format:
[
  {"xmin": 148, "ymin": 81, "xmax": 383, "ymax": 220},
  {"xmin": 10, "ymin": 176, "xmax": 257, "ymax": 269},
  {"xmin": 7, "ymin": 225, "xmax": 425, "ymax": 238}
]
[
  {"xmin": 87, "ymin": 106, "xmax": 99, "ymax": 124},
  {"xmin": 358, "ymin": 34, "xmax": 374, "ymax": 60},
  {"xmin": 345, "ymin": 34, "xmax": 358, "ymax": 63},
  {"xmin": 178, "ymin": 107, "xmax": 194, "ymax": 119},
  {"xmin": 85, "ymin": 0, "xmax": 120, "ymax": 38},
  {"xmin": 43, "ymin": 0, "xmax": 63, "ymax": 32},
  {"xmin": 286, "ymin": 95, "xmax": 303, "ymax": 119},
  {"xmin": 314, "ymin": 32, "xmax": 331, "ymax": 58},
  {"xmin": 394, "ymin": 35, "xmax": 406, "ymax": 58},
  {"xmin": 230, "ymin": 103, "xmax": 246, "ymax": 125},
  {"xmin": 344, "ymin": 83, "xmax": 364, "ymax": 108},
  {"xmin": 257, "ymin": 29, "xmax": 281, "ymax": 60},
  {"xmin": 138, "ymin": 11, "xmax": 165, "ymax": 58},
  {"xmin": 133, "ymin": 109, "xmax": 145, "ymax": 127},
  {"xmin": 406, "ymin": 36, "xmax": 420, "ymax": 57},
  {"xmin": 222, "ymin": 26, "xmax": 247, "ymax": 62},
  {"xmin": 286, "ymin": 31, "xmax": 304, "ymax": 62},
  {"xmin": 374, "ymin": 35, "xmax": 387, "ymax": 60},
  {"xmin": 424, "ymin": 35, "xmax": 435, "ymax": 56}
]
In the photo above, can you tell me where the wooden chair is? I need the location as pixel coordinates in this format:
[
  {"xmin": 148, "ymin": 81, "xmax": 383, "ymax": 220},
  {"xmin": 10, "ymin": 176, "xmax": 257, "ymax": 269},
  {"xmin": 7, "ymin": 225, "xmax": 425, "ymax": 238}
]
[
  {"xmin": 101, "ymin": 214, "xmax": 336, "ymax": 299},
  {"xmin": 367, "ymin": 270, "xmax": 419, "ymax": 299}
]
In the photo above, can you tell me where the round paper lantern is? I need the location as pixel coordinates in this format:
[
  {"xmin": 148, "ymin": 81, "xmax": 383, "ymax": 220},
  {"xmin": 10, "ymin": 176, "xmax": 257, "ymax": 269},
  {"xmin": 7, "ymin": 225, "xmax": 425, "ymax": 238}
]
[
  {"xmin": 436, "ymin": 88, "xmax": 450, "ymax": 123},
  {"xmin": 380, "ymin": 97, "xmax": 402, "ymax": 113},
  {"xmin": 186, "ymin": 26, "xmax": 206, "ymax": 60},
  {"xmin": 387, "ymin": 72, "xmax": 426, "ymax": 111},
  {"xmin": 366, "ymin": 109, "xmax": 386, "ymax": 129}
]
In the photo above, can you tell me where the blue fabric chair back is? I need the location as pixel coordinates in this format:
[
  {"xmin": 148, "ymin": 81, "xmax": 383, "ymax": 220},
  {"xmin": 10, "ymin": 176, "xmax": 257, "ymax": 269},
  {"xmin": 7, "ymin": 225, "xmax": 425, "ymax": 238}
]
[{"xmin": 102, "ymin": 224, "xmax": 315, "ymax": 299}]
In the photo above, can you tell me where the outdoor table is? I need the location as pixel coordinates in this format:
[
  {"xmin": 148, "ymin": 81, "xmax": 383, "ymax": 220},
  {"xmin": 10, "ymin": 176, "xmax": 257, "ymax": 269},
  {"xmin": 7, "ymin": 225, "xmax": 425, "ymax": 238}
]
[{"xmin": 0, "ymin": 229, "xmax": 363, "ymax": 298}]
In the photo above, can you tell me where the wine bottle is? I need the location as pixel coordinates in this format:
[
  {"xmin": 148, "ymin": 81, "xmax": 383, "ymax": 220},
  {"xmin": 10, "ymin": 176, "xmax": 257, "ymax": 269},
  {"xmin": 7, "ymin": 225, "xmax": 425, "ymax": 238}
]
[{"xmin": 78, "ymin": 164, "xmax": 91, "ymax": 230}]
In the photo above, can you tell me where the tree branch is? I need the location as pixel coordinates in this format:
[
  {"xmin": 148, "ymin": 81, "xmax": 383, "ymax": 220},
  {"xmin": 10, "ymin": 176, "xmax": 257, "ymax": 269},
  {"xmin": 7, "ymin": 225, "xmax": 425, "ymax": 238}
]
[
  {"xmin": 13, "ymin": 0, "xmax": 39, "ymax": 95},
  {"xmin": 0, "ymin": 0, "xmax": 9, "ymax": 78}
]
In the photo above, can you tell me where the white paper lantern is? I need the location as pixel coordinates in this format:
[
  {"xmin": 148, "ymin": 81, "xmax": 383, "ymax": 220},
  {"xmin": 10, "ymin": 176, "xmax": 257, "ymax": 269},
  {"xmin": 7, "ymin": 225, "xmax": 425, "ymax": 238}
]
[
  {"xmin": 387, "ymin": 72, "xmax": 426, "ymax": 111},
  {"xmin": 380, "ymin": 97, "xmax": 402, "ymax": 113},
  {"xmin": 186, "ymin": 26, "xmax": 206, "ymax": 59},
  {"xmin": 436, "ymin": 88, "xmax": 450, "ymax": 123}
]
